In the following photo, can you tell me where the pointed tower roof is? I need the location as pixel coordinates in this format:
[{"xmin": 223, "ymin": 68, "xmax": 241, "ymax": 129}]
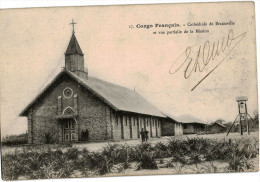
[{"xmin": 65, "ymin": 33, "xmax": 83, "ymax": 55}]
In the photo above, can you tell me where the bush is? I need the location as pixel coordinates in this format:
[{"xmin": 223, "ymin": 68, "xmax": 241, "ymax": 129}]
[
  {"xmin": 1, "ymin": 133, "xmax": 28, "ymax": 146},
  {"xmin": 1, "ymin": 137, "xmax": 258, "ymax": 180},
  {"xmin": 136, "ymin": 151, "xmax": 158, "ymax": 170},
  {"xmin": 154, "ymin": 142, "xmax": 170, "ymax": 158},
  {"xmin": 133, "ymin": 143, "xmax": 158, "ymax": 170},
  {"xmin": 43, "ymin": 132, "xmax": 55, "ymax": 144}
]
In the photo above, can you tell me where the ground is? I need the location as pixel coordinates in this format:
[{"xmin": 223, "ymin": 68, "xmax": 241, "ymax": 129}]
[
  {"xmin": 1, "ymin": 132, "xmax": 259, "ymax": 180},
  {"xmin": 2, "ymin": 132, "xmax": 258, "ymax": 155}
]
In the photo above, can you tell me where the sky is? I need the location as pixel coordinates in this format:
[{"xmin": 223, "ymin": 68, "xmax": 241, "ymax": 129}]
[{"xmin": 0, "ymin": 2, "xmax": 258, "ymax": 136}]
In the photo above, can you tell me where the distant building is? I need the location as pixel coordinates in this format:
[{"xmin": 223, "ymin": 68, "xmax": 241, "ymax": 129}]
[
  {"xmin": 182, "ymin": 122, "xmax": 207, "ymax": 134},
  {"xmin": 208, "ymin": 122, "xmax": 226, "ymax": 133},
  {"xmin": 19, "ymin": 26, "xmax": 182, "ymax": 144},
  {"xmin": 177, "ymin": 115, "xmax": 207, "ymax": 134}
]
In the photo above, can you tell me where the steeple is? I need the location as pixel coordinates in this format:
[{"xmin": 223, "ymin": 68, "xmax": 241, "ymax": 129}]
[
  {"xmin": 65, "ymin": 19, "xmax": 88, "ymax": 79},
  {"xmin": 65, "ymin": 33, "xmax": 83, "ymax": 55}
]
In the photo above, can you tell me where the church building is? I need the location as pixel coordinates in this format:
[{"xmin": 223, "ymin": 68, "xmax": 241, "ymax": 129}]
[{"xmin": 20, "ymin": 24, "xmax": 183, "ymax": 144}]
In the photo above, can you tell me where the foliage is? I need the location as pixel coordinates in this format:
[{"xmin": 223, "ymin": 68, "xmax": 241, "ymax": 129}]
[
  {"xmin": 43, "ymin": 132, "xmax": 55, "ymax": 144},
  {"xmin": 1, "ymin": 137, "xmax": 258, "ymax": 180},
  {"xmin": 172, "ymin": 162, "xmax": 185, "ymax": 174},
  {"xmin": 134, "ymin": 143, "xmax": 158, "ymax": 170},
  {"xmin": 1, "ymin": 133, "xmax": 28, "ymax": 146},
  {"xmin": 225, "ymin": 139, "xmax": 256, "ymax": 172},
  {"xmin": 201, "ymin": 162, "xmax": 218, "ymax": 173},
  {"xmin": 136, "ymin": 151, "xmax": 158, "ymax": 170}
]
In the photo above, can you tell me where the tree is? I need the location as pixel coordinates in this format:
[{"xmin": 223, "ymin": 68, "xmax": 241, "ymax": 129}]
[{"xmin": 215, "ymin": 119, "xmax": 225, "ymax": 124}]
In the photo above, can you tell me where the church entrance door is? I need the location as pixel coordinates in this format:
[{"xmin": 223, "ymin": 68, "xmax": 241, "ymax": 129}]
[{"xmin": 62, "ymin": 119, "xmax": 76, "ymax": 142}]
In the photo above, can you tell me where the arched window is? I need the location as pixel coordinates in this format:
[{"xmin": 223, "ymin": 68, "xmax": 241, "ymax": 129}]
[{"xmin": 62, "ymin": 106, "xmax": 75, "ymax": 115}]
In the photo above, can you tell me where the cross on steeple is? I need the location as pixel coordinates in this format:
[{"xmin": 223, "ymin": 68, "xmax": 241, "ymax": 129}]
[
  {"xmin": 65, "ymin": 20, "xmax": 87, "ymax": 79},
  {"xmin": 70, "ymin": 19, "xmax": 77, "ymax": 33}
]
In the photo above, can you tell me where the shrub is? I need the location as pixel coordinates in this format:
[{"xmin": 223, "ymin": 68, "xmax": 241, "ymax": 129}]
[
  {"xmin": 133, "ymin": 143, "xmax": 158, "ymax": 170},
  {"xmin": 118, "ymin": 144, "xmax": 132, "ymax": 169},
  {"xmin": 43, "ymin": 132, "xmax": 55, "ymax": 144},
  {"xmin": 1, "ymin": 137, "xmax": 258, "ymax": 179},
  {"xmin": 225, "ymin": 139, "xmax": 256, "ymax": 172},
  {"xmin": 136, "ymin": 151, "xmax": 158, "ymax": 170},
  {"xmin": 1, "ymin": 133, "xmax": 28, "ymax": 146},
  {"xmin": 165, "ymin": 161, "xmax": 174, "ymax": 168},
  {"xmin": 101, "ymin": 143, "xmax": 121, "ymax": 165},
  {"xmin": 64, "ymin": 147, "xmax": 79, "ymax": 160},
  {"xmin": 154, "ymin": 142, "xmax": 170, "ymax": 158}
]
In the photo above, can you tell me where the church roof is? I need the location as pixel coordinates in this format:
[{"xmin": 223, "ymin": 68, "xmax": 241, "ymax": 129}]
[
  {"xmin": 20, "ymin": 70, "xmax": 166, "ymax": 118},
  {"xmin": 65, "ymin": 33, "xmax": 83, "ymax": 55}
]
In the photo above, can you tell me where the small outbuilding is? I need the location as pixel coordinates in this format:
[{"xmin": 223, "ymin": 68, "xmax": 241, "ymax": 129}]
[
  {"xmin": 177, "ymin": 115, "xmax": 207, "ymax": 134},
  {"xmin": 208, "ymin": 122, "xmax": 226, "ymax": 133}
]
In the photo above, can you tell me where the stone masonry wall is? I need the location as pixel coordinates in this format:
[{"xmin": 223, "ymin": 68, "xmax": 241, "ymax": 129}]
[
  {"xmin": 28, "ymin": 74, "xmax": 164, "ymax": 143},
  {"xmin": 30, "ymin": 75, "xmax": 110, "ymax": 143},
  {"xmin": 75, "ymin": 86, "xmax": 111, "ymax": 141}
]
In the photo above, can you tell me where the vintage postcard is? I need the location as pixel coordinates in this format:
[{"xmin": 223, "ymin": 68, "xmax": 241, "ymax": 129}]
[{"xmin": 0, "ymin": 1, "xmax": 258, "ymax": 180}]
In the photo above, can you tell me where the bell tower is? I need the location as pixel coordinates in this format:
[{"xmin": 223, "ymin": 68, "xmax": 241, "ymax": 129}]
[{"xmin": 65, "ymin": 19, "xmax": 88, "ymax": 79}]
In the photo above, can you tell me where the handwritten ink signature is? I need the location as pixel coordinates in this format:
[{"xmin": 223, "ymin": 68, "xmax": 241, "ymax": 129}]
[{"xmin": 169, "ymin": 29, "xmax": 247, "ymax": 91}]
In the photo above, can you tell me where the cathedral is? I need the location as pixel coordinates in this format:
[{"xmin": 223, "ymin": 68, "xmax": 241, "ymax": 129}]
[{"xmin": 20, "ymin": 24, "xmax": 183, "ymax": 144}]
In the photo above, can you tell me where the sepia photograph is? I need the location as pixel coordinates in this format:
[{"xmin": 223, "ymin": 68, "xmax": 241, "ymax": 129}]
[{"xmin": 0, "ymin": 1, "xmax": 259, "ymax": 181}]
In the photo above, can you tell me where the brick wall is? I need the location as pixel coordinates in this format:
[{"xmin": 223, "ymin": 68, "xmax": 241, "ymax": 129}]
[{"xmin": 27, "ymin": 74, "xmax": 164, "ymax": 144}]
